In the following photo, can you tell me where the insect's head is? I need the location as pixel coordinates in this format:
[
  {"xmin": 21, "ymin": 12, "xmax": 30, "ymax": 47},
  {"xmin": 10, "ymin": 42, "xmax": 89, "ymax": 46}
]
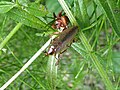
[{"xmin": 52, "ymin": 11, "xmax": 69, "ymax": 32}]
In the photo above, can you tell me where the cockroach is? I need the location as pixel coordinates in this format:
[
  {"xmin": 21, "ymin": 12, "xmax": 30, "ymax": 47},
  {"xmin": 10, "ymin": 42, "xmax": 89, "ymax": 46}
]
[
  {"xmin": 46, "ymin": 26, "xmax": 78, "ymax": 65},
  {"xmin": 52, "ymin": 11, "xmax": 69, "ymax": 32}
]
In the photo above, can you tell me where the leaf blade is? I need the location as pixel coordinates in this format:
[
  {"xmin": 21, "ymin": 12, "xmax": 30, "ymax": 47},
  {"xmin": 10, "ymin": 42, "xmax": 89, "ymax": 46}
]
[
  {"xmin": 0, "ymin": 1, "xmax": 16, "ymax": 13},
  {"xmin": 6, "ymin": 8, "xmax": 53, "ymax": 32},
  {"xmin": 98, "ymin": 0, "xmax": 120, "ymax": 37}
]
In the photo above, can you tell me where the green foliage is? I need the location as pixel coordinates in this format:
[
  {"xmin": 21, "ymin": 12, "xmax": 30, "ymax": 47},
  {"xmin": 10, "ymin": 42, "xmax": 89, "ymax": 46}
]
[
  {"xmin": 98, "ymin": 0, "xmax": 120, "ymax": 36},
  {"xmin": 0, "ymin": 1, "xmax": 16, "ymax": 13},
  {"xmin": 0, "ymin": 0, "xmax": 120, "ymax": 90}
]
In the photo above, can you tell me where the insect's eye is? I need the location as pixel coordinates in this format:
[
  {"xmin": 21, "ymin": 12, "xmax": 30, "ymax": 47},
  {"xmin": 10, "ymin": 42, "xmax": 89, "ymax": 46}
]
[
  {"xmin": 55, "ymin": 23, "xmax": 58, "ymax": 26},
  {"xmin": 55, "ymin": 21, "xmax": 59, "ymax": 25}
]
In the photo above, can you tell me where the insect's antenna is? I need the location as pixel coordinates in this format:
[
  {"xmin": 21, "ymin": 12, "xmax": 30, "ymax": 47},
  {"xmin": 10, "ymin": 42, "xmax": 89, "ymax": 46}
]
[
  {"xmin": 53, "ymin": 12, "xmax": 57, "ymax": 19},
  {"xmin": 43, "ymin": 16, "xmax": 56, "ymax": 30},
  {"xmin": 58, "ymin": 10, "xmax": 63, "ymax": 17}
]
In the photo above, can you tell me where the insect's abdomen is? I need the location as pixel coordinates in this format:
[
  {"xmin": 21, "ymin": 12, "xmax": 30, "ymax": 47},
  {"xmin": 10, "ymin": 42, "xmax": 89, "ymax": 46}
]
[{"xmin": 53, "ymin": 26, "xmax": 78, "ymax": 54}]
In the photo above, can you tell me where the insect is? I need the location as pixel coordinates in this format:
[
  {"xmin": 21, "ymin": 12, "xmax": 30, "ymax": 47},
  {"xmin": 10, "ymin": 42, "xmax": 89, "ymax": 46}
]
[
  {"xmin": 46, "ymin": 26, "xmax": 78, "ymax": 65},
  {"xmin": 52, "ymin": 11, "xmax": 69, "ymax": 32}
]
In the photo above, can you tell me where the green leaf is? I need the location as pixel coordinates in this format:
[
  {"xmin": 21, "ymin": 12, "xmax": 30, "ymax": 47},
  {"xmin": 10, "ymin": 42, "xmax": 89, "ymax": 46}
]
[
  {"xmin": 6, "ymin": 7, "xmax": 53, "ymax": 32},
  {"xmin": 0, "ymin": 1, "xmax": 16, "ymax": 13},
  {"xmin": 47, "ymin": 55, "xmax": 58, "ymax": 90},
  {"xmin": 98, "ymin": 0, "xmax": 120, "ymax": 37},
  {"xmin": 46, "ymin": 0, "xmax": 62, "ymax": 13},
  {"xmin": 26, "ymin": 3, "xmax": 48, "ymax": 17},
  {"xmin": 72, "ymin": 43, "xmax": 87, "ymax": 58},
  {"xmin": 78, "ymin": 0, "xmax": 90, "ymax": 27},
  {"xmin": 18, "ymin": 0, "xmax": 29, "ymax": 6},
  {"xmin": 74, "ymin": 0, "xmax": 83, "ymax": 27},
  {"xmin": 112, "ymin": 52, "xmax": 120, "ymax": 73},
  {"xmin": 0, "ymin": 1, "xmax": 14, "ymax": 5}
]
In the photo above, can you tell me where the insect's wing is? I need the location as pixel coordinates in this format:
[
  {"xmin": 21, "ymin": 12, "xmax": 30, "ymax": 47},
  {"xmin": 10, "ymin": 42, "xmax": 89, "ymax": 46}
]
[
  {"xmin": 59, "ymin": 26, "xmax": 78, "ymax": 43},
  {"xmin": 54, "ymin": 26, "xmax": 78, "ymax": 54}
]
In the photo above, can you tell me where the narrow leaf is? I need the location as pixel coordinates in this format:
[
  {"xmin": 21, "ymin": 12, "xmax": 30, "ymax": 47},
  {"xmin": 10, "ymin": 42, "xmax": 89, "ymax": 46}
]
[
  {"xmin": 98, "ymin": 0, "xmax": 120, "ymax": 37},
  {"xmin": 72, "ymin": 43, "xmax": 87, "ymax": 57},
  {"xmin": 0, "ymin": 1, "xmax": 14, "ymax": 5},
  {"xmin": 0, "ymin": 1, "xmax": 16, "ymax": 13},
  {"xmin": 6, "ymin": 8, "xmax": 53, "ymax": 32},
  {"xmin": 26, "ymin": 3, "xmax": 48, "ymax": 17},
  {"xmin": 78, "ymin": 0, "xmax": 90, "ymax": 27}
]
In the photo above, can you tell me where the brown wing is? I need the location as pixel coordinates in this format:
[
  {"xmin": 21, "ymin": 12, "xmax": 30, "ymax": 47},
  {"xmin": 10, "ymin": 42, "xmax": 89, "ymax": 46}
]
[{"xmin": 52, "ymin": 26, "xmax": 78, "ymax": 54}]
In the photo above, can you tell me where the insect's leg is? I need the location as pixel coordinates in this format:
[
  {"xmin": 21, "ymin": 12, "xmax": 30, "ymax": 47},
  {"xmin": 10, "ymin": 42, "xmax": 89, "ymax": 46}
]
[
  {"xmin": 43, "ymin": 51, "xmax": 48, "ymax": 56},
  {"xmin": 73, "ymin": 38, "xmax": 77, "ymax": 42},
  {"xmin": 66, "ymin": 42, "xmax": 73, "ymax": 48},
  {"xmin": 60, "ymin": 49, "xmax": 67, "ymax": 54},
  {"xmin": 55, "ymin": 54, "xmax": 60, "ymax": 66},
  {"xmin": 55, "ymin": 59, "xmax": 60, "ymax": 66},
  {"xmin": 49, "ymin": 31, "xmax": 60, "ymax": 38},
  {"xmin": 53, "ymin": 12, "xmax": 57, "ymax": 18},
  {"xmin": 53, "ymin": 31, "xmax": 60, "ymax": 35}
]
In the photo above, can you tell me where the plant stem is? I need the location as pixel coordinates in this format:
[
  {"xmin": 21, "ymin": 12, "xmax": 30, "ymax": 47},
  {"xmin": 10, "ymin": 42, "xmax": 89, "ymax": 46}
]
[{"xmin": 0, "ymin": 23, "xmax": 22, "ymax": 50}]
